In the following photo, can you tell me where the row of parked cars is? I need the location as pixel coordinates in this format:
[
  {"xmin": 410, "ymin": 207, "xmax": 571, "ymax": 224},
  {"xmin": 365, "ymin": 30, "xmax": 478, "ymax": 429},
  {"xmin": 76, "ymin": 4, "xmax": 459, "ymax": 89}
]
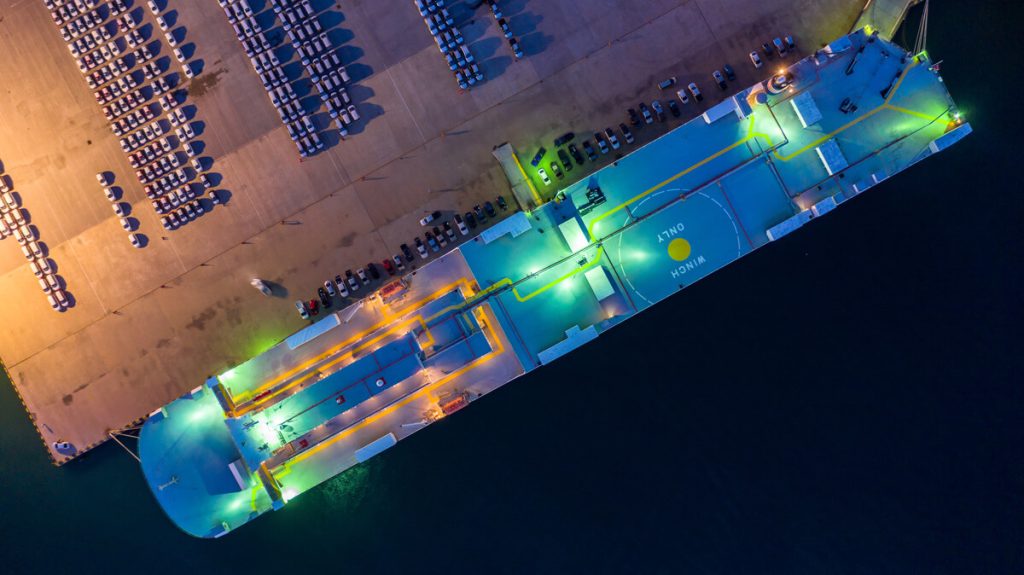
[
  {"xmin": 0, "ymin": 169, "xmax": 70, "ymax": 311},
  {"xmin": 295, "ymin": 198, "xmax": 508, "ymax": 319},
  {"xmin": 95, "ymin": 173, "xmax": 144, "ymax": 247},
  {"xmin": 415, "ymin": 0, "xmax": 485, "ymax": 90},
  {"xmin": 225, "ymin": 0, "xmax": 360, "ymax": 155},
  {"xmin": 486, "ymin": 0, "xmax": 523, "ymax": 59},
  {"xmin": 530, "ymin": 127, "xmax": 637, "ymax": 185},
  {"xmin": 48, "ymin": 0, "xmax": 219, "ymax": 232}
]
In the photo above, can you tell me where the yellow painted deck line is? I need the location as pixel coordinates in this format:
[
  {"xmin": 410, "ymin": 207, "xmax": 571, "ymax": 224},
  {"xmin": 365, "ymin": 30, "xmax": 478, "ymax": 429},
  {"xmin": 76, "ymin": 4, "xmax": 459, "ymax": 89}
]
[
  {"xmin": 276, "ymin": 306, "xmax": 505, "ymax": 471},
  {"xmin": 231, "ymin": 278, "xmax": 471, "ymax": 404},
  {"xmin": 499, "ymin": 61, "xmax": 929, "ymax": 303}
]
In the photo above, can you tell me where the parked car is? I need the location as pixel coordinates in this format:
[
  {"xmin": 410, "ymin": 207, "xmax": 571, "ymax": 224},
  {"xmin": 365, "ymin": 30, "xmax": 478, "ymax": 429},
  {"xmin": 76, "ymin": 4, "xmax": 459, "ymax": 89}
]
[
  {"xmin": 345, "ymin": 269, "xmax": 360, "ymax": 291},
  {"xmin": 750, "ymin": 51, "xmax": 763, "ymax": 68},
  {"xmin": 496, "ymin": 195, "xmax": 508, "ymax": 210},
  {"xmin": 676, "ymin": 87, "xmax": 690, "ymax": 104},
  {"xmin": 667, "ymin": 100, "xmax": 681, "ymax": 117},
  {"xmin": 484, "ymin": 201, "xmax": 496, "ymax": 218},
  {"xmin": 723, "ymin": 64, "xmax": 736, "ymax": 81},
  {"xmin": 713, "ymin": 70, "xmax": 727, "ymax": 90},
  {"xmin": 307, "ymin": 298, "xmax": 319, "ymax": 315},
  {"xmin": 366, "ymin": 263, "xmax": 381, "ymax": 280},
  {"xmin": 538, "ymin": 168, "xmax": 551, "ymax": 185},
  {"xmin": 425, "ymin": 231, "xmax": 440, "ymax": 252},
  {"xmin": 550, "ymin": 161, "xmax": 563, "ymax": 179},
  {"xmin": 639, "ymin": 103, "xmax": 653, "ymax": 124},
  {"xmin": 688, "ymin": 82, "xmax": 703, "ymax": 102},
  {"xmin": 773, "ymin": 37, "xmax": 786, "ymax": 56},
  {"xmin": 323, "ymin": 279, "xmax": 336, "ymax": 297},
  {"xmin": 414, "ymin": 237, "xmax": 429, "ymax": 258},
  {"xmin": 381, "ymin": 258, "xmax": 396, "ymax": 275},
  {"xmin": 557, "ymin": 149, "xmax": 573, "ymax": 171},
  {"xmin": 553, "ymin": 131, "xmax": 574, "ymax": 147},
  {"xmin": 465, "ymin": 211, "xmax": 478, "ymax": 229},
  {"xmin": 334, "ymin": 274, "xmax": 349, "ymax": 297},
  {"xmin": 619, "ymin": 123, "xmax": 635, "ymax": 144},
  {"xmin": 454, "ymin": 213, "xmax": 469, "ymax": 235},
  {"xmin": 568, "ymin": 144, "xmax": 585, "ymax": 165},
  {"xmin": 400, "ymin": 243, "xmax": 415, "ymax": 261},
  {"xmin": 443, "ymin": 221, "xmax": 456, "ymax": 242},
  {"xmin": 317, "ymin": 287, "xmax": 332, "ymax": 307},
  {"xmin": 650, "ymin": 100, "xmax": 665, "ymax": 121},
  {"xmin": 295, "ymin": 300, "xmax": 309, "ymax": 319},
  {"xmin": 530, "ymin": 147, "xmax": 546, "ymax": 167},
  {"xmin": 628, "ymin": 108, "xmax": 641, "ymax": 127},
  {"xmin": 419, "ymin": 210, "xmax": 441, "ymax": 226},
  {"xmin": 605, "ymin": 128, "xmax": 621, "ymax": 150},
  {"xmin": 657, "ymin": 76, "xmax": 677, "ymax": 90},
  {"xmin": 594, "ymin": 132, "xmax": 610, "ymax": 154},
  {"xmin": 582, "ymin": 140, "xmax": 598, "ymax": 161}
]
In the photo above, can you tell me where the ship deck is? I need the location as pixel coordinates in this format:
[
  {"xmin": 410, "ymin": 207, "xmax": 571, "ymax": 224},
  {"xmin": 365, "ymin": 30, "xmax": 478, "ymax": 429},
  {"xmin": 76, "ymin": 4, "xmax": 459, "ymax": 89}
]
[{"xmin": 138, "ymin": 29, "xmax": 969, "ymax": 537}]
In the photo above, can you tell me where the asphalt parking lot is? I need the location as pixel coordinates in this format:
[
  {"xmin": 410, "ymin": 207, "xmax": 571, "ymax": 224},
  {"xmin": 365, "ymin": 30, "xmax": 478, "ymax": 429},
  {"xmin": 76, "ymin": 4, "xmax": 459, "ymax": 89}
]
[{"xmin": 0, "ymin": 0, "xmax": 864, "ymax": 461}]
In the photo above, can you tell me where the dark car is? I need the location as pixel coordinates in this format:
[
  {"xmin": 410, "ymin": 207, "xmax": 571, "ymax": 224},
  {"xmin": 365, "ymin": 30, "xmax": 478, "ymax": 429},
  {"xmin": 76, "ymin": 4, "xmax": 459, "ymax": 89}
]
[
  {"xmin": 443, "ymin": 220, "xmax": 456, "ymax": 241},
  {"xmin": 484, "ymin": 201, "xmax": 496, "ymax": 218},
  {"xmin": 496, "ymin": 195, "xmax": 508, "ymax": 210},
  {"xmin": 465, "ymin": 211, "xmax": 478, "ymax": 228},
  {"xmin": 317, "ymin": 287, "xmax": 332, "ymax": 308},
  {"xmin": 400, "ymin": 243, "xmax": 414, "ymax": 261},
  {"xmin": 366, "ymin": 262, "xmax": 381, "ymax": 280},
  {"xmin": 550, "ymin": 161, "xmax": 564, "ymax": 179},
  {"xmin": 582, "ymin": 140, "xmax": 598, "ymax": 161},
  {"xmin": 762, "ymin": 42, "xmax": 774, "ymax": 59},
  {"xmin": 619, "ymin": 123, "xmax": 635, "ymax": 144},
  {"xmin": 553, "ymin": 131, "xmax": 574, "ymax": 147},
  {"xmin": 557, "ymin": 149, "xmax": 573, "ymax": 171},
  {"xmin": 474, "ymin": 204, "xmax": 487, "ymax": 223},
  {"xmin": 381, "ymin": 258, "xmax": 396, "ymax": 275},
  {"xmin": 628, "ymin": 108, "xmax": 641, "ymax": 127},
  {"xmin": 530, "ymin": 147, "xmax": 546, "ymax": 167},
  {"xmin": 667, "ymin": 100, "xmax": 681, "ymax": 117},
  {"xmin": 723, "ymin": 64, "xmax": 736, "ymax": 81},
  {"xmin": 568, "ymin": 143, "xmax": 585, "ymax": 165},
  {"xmin": 308, "ymin": 298, "xmax": 320, "ymax": 316}
]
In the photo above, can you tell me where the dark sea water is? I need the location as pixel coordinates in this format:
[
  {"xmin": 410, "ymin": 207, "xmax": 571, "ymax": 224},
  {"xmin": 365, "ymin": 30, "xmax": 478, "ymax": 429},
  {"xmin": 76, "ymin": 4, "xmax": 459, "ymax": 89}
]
[{"xmin": 2, "ymin": 3, "xmax": 1021, "ymax": 573}]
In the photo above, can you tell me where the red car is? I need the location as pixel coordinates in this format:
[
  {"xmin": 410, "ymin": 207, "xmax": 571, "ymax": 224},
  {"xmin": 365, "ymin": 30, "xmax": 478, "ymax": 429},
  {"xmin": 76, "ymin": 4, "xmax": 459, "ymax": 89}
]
[
  {"xmin": 307, "ymin": 298, "xmax": 319, "ymax": 316},
  {"xmin": 381, "ymin": 258, "xmax": 396, "ymax": 275}
]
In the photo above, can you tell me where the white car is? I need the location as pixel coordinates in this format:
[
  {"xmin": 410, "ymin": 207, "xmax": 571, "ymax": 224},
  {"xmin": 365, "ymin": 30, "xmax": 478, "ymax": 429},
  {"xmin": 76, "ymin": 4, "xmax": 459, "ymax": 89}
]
[
  {"xmin": 294, "ymin": 300, "xmax": 309, "ymax": 319},
  {"xmin": 538, "ymin": 168, "xmax": 551, "ymax": 185},
  {"xmin": 419, "ymin": 210, "xmax": 440, "ymax": 226},
  {"xmin": 676, "ymin": 88, "xmax": 690, "ymax": 104},
  {"xmin": 250, "ymin": 278, "xmax": 273, "ymax": 296},
  {"xmin": 104, "ymin": 186, "xmax": 118, "ymax": 201},
  {"xmin": 113, "ymin": 203, "xmax": 127, "ymax": 216},
  {"xmin": 750, "ymin": 50, "xmax": 763, "ymax": 68},
  {"xmin": 119, "ymin": 216, "xmax": 132, "ymax": 231},
  {"xmin": 128, "ymin": 232, "xmax": 142, "ymax": 248},
  {"xmin": 96, "ymin": 172, "xmax": 111, "ymax": 185},
  {"xmin": 323, "ymin": 280, "xmax": 336, "ymax": 297},
  {"xmin": 53, "ymin": 289, "xmax": 69, "ymax": 309}
]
